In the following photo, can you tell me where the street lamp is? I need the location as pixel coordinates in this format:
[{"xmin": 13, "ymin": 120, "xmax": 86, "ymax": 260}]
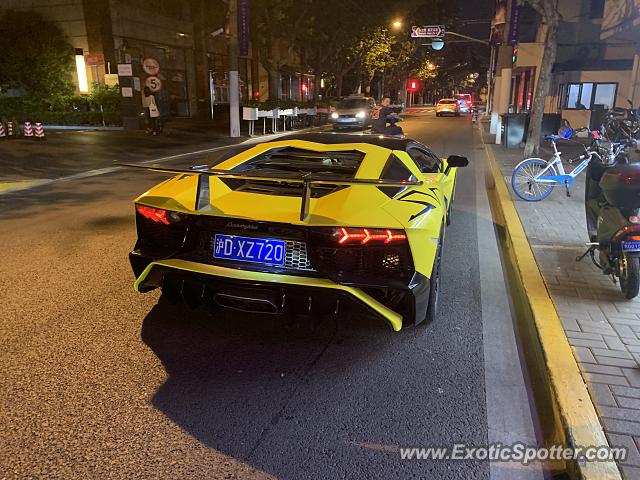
[{"xmin": 392, "ymin": 19, "xmax": 402, "ymax": 30}]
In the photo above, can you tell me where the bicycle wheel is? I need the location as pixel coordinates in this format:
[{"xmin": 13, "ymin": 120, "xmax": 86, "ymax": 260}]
[{"xmin": 511, "ymin": 158, "xmax": 557, "ymax": 201}]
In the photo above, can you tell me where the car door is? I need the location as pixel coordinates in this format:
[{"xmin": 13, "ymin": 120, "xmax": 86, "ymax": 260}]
[{"xmin": 406, "ymin": 146, "xmax": 455, "ymax": 217}]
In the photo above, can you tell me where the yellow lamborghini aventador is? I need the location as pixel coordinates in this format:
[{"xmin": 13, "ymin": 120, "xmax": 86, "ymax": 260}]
[{"xmin": 123, "ymin": 133, "xmax": 468, "ymax": 331}]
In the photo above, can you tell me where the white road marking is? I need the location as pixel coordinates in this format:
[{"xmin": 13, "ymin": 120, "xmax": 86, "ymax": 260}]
[{"xmin": 0, "ymin": 129, "xmax": 313, "ymax": 196}]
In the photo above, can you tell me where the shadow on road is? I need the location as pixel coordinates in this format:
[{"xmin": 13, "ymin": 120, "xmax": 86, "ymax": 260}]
[{"xmin": 141, "ymin": 302, "xmax": 406, "ymax": 478}]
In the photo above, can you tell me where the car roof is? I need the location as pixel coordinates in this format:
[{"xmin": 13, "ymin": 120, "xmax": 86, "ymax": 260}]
[
  {"xmin": 438, "ymin": 98, "xmax": 456, "ymax": 101},
  {"xmin": 277, "ymin": 132, "xmax": 414, "ymax": 150}
]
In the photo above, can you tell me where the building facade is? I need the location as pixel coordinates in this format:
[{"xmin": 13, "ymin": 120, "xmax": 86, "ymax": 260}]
[
  {"xmin": 1, "ymin": 0, "xmax": 315, "ymax": 125},
  {"xmin": 488, "ymin": 0, "xmax": 639, "ymax": 141}
]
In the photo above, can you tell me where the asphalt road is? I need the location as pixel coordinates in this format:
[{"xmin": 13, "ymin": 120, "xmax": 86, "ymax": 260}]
[{"xmin": 1, "ymin": 113, "xmax": 544, "ymax": 479}]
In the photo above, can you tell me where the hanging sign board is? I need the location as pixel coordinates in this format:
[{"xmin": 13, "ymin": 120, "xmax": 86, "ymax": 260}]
[
  {"xmin": 238, "ymin": 0, "xmax": 251, "ymax": 56},
  {"xmin": 117, "ymin": 64, "xmax": 133, "ymax": 76},
  {"xmin": 85, "ymin": 54, "xmax": 105, "ymax": 66}
]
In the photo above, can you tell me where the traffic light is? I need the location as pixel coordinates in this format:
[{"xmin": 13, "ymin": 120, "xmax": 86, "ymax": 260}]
[{"xmin": 408, "ymin": 79, "xmax": 420, "ymax": 92}]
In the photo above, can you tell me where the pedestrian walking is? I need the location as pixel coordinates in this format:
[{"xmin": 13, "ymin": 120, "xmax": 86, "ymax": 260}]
[{"xmin": 142, "ymin": 87, "xmax": 161, "ymax": 135}]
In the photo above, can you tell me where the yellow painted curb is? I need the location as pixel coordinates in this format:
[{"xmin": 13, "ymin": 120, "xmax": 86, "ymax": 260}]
[{"xmin": 480, "ymin": 127, "xmax": 621, "ymax": 479}]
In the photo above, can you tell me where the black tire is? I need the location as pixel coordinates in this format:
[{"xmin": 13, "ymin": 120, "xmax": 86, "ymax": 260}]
[
  {"xmin": 455, "ymin": 112, "xmax": 460, "ymax": 117},
  {"xmin": 436, "ymin": 113, "xmax": 441, "ymax": 117},
  {"xmin": 620, "ymin": 254, "xmax": 640, "ymax": 299},
  {"xmin": 584, "ymin": 163, "xmax": 601, "ymax": 242},
  {"xmin": 446, "ymin": 179, "xmax": 456, "ymax": 226},
  {"xmin": 425, "ymin": 224, "xmax": 444, "ymax": 323}
]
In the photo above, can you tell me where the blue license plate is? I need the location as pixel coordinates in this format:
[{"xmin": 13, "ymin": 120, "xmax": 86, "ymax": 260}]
[
  {"xmin": 213, "ymin": 234, "xmax": 286, "ymax": 266},
  {"xmin": 339, "ymin": 118, "xmax": 356, "ymax": 123},
  {"xmin": 622, "ymin": 240, "xmax": 640, "ymax": 252}
]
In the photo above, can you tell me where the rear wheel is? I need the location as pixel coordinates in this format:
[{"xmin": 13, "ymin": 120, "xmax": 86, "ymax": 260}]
[{"xmin": 619, "ymin": 254, "xmax": 640, "ymax": 299}]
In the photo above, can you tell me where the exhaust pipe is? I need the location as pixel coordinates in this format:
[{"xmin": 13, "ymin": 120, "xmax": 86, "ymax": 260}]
[{"xmin": 214, "ymin": 290, "xmax": 279, "ymax": 314}]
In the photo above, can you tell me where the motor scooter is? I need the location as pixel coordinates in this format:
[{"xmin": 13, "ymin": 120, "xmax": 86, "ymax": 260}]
[
  {"xmin": 581, "ymin": 134, "xmax": 640, "ymax": 299},
  {"xmin": 471, "ymin": 107, "xmax": 478, "ymax": 124}
]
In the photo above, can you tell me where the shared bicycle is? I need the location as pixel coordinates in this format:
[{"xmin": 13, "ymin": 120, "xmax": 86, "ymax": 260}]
[{"xmin": 511, "ymin": 128, "xmax": 624, "ymax": 201}]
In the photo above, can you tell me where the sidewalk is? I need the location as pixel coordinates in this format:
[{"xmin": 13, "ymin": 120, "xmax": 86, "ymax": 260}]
[{"xmin": 483, "ymin": 123, "xmax": 640, "ymax": 479}]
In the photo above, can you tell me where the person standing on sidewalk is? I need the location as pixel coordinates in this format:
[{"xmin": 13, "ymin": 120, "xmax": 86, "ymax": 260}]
[{"xmin": 142, "ymin": 87, "xmax": 161, "ymax": 135}]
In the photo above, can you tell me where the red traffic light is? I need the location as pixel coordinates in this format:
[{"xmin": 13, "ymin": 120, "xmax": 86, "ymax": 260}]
[{"xmin": 407, "ymin": 80, "xmax": 420, "ymax": 92}]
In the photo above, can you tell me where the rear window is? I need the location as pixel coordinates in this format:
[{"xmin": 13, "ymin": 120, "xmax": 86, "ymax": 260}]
[
  {"xmin": 338, "ymin": 99, "xmax": 369, "ymax": 109},
  {"xmin": 232, "ymin": 147, "xmax": 365, "ymax": 179},
  {"xmin": 438, "ymin": 100, "xmax": 456, "ymax": 105}
]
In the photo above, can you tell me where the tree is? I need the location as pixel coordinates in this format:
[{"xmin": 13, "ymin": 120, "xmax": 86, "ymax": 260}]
[
  {"xmin": 353, "ymin": 28, "xmax": 394, "ymax": 95},
  {"xmin": 520, "ymin": 0, "xmax": 560, "ymax": 157},
  {"xmin": 0, "ymin": 10, "xmax": 75, "ymax": 98}
]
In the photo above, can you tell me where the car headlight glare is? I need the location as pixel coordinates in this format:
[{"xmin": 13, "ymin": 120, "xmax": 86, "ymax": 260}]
[
  {"xmin": 356, "ymin": 111, "xmax": 366, "ymax": 118},
  {"xmin": 331, "ymin": 112, "xmax": 339, "ymax": 119}
]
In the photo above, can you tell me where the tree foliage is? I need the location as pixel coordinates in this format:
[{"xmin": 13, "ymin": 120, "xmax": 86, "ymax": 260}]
[
  {"xmin": 247, "ymin": 0, "xmax": 467, "ymax": 99},
  {"xmin": 0, "ymin": 10, "xmax": 75, "ymax": 98}
]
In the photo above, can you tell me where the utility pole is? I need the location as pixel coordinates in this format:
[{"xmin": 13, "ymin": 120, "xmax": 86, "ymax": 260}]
[{"xmin": 228, "ymin": 0, "xmax": 240, "ymax": 137}]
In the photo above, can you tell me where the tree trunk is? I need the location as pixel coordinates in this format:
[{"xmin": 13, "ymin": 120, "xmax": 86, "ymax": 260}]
[
  {"xmin": 268, "ymin": 68, "xmax": 280, "ymax": 100},
  {"xmin": 523, "ymin": 4, "xmax": 559, "ymax": 157},
  {"xmin": 336, "ymin": 73, "xmax": 344, "ymax": 97},
  {"xmin": 365, "ymin": 72, "xmax": 375, "ymax": 95}
]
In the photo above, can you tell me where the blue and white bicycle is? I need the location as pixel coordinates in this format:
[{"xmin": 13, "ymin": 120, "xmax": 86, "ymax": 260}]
[{"xmin": 511, "ymin": 128, "xmax": 627, "ymax": 201}]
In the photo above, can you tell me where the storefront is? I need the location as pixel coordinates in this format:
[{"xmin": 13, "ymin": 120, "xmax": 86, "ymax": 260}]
[
  {"xmin": 509, "ymin": 67, "xmax": 536, "ymax": 113},
  {"xmin": 279, "ymin": 67, "xmax": 315, "ymax": 102}
]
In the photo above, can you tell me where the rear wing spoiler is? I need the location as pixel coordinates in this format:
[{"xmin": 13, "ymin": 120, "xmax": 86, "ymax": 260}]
[{"xmin": 116, "ymin": 163, "xmax": 422, "ymax": 221}]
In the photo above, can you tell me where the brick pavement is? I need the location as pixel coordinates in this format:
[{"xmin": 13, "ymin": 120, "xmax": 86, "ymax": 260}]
[{"xmin": 483, "ymin": 125, "xmax": 640, "ymax": 479}]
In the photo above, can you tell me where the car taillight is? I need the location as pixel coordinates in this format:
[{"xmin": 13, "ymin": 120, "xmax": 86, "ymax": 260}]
[
  {"xmin": 335, "ymin": 227, "xmax": 407, "ymax": 245},
  {"xmin": 136, "ymin": 205, "xmax": 185, "ymax": 225},
  {"xmin": 137, "ymin": 205, "xmax": 169, "ymax": 224}
]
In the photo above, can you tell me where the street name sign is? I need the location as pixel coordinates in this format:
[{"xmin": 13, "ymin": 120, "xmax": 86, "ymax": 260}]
[{"xmin": 411, "ymin": 25, "xmax": 446, "ymax": 38}]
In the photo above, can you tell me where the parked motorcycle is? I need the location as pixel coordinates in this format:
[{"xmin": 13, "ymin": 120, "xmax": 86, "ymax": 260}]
[{"xmin": 580, "ymin": 105, "xmax": 640, "ymax": 298}]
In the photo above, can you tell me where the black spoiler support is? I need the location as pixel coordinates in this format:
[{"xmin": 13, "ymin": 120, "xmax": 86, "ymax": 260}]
[{"xmin": 115, "ymin": 163, "xmax": 422, "ymax": 221}]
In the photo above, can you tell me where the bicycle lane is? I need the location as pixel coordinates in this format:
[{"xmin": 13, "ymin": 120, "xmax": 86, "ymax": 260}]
[{"xmin": 482, "ymin": 124, "xmax": 640, "ymax": 479}]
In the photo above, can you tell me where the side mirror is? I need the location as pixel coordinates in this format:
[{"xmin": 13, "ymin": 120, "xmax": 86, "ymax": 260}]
[{"xmin": 447, "ymin": 155, "xmax": 469, "ymax": 167}]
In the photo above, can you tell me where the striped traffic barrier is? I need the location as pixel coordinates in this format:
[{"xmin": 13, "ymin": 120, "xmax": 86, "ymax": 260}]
[
  {"xmin": 0, "ymin": 122, "xmax": 6, "ymax": 140},
  {"xmin": 7, "ymin": 121, "xmax": 15, "ymax": 139},
  {"xmin": 34, "ymin": 122, "xmax": 46, "ymax": 141},
  {"xmin": 23, "ymin": 122, "xmax": 34, "ymax": 139}
]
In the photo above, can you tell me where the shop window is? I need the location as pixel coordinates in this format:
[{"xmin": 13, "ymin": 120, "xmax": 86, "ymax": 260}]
[
  {"xmin": 566, "ymin": 84, "xmax": 581, "ymax": 109},
  {"xmin": 564, "ymin": 82, "xmax": 618, "ymax": 110},
  {"xmin": 593, "ymin": 83, "xmax": 617, "ymax": 110},
  {"xmin": 580, "ymin": 83, "xmax": 593, "ymax": 109},
  {"xmin": 590, "ymin": 0, "xmax": 605, "ymax": 19},
  {"xmin": 557, "ymin": 83, "xmax": 565, "ymax": 110}
]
